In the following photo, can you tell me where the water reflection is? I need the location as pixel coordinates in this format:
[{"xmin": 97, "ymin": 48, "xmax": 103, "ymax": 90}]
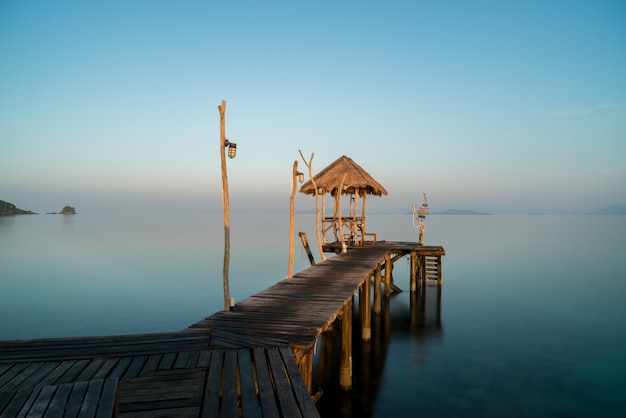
[{"xmin": 313, "ymin": 282, "xmax": 444, "ymax": 417}]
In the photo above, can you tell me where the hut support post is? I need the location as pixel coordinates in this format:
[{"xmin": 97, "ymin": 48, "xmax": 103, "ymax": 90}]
[
  {"xmin": 340, "ymin": 299, "xmax": 353, "ymax": 390},
  {"xmin": 361, "ymin": 193, "xmax": 367, "ymax": 236},
  {"xmin": 353, "ymin": 191, "xmax": 360, "ymax": 245},
  {"xmin": 337, "ymin": 173, "xmax": 348, "ymax": 253},
  {"xmin": 321, "ymin": 192, "xmax": 327, "ymax": 244}
]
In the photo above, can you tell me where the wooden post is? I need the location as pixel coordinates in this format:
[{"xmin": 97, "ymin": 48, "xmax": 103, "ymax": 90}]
[
  {"xmin": 361, "ymin": 278, "xmax": 371, "ymax": 340},
  {"xmin": 288, "ymin": 160, "xmax": 298, "ymax": 278},
  {"xmin": 437, "ymin": 255, "xmax": 443, "ymax": 284},
  {"xmin": 373, "ymin": 265, "xmax": 382, "ymax": 314},
  {"xmin": 353, "ymin": 191, "xmax": 359, "ymax": 245},
  {"xmin": 338, "ymin": 173, "xmax": 348, "ymax": 253},
  {"xmin": 299, "ymin": 151, "xmax": 327, "ymax": 262},
  {"xmin": 410, "ymin": 251, "xmax": 417, "ymax": 292},
  {"xmin": 384, "ymin": 254, "xmax": 391, "ymax": 296},
  {"xmin": 298, "ymin": 232, "xmax": 316, "ymax": 266},
  {"xmin": 218, "ymin": 100, "xmax": 232, "ymax": 311},
  {"xmin": 340, "ymin": 299, "xmax": 353, "ymax": 390},
  {"xmin": 298, "ymin": 351, "xmax": 313, "ymax": 392}
]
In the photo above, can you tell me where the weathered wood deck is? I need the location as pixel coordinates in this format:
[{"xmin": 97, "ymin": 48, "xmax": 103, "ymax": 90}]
[
  {"xmin": 0, "ymin": 332, "xmax": 316, "ymax": 417},
  {"xmin": 0, "ymin": 242, "xmax": 444, "ymax": 417}
]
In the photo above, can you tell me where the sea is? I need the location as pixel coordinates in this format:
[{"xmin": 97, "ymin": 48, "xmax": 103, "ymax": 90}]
[{"xmin": 1, "ymin": 213, "xmax": 625, "ymax": 417}]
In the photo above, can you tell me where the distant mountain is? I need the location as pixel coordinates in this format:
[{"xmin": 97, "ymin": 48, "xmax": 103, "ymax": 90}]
[
  {"xmin": 588, "ymin": 204, "xmax": 626, "ymax": 215},
  {"xmin": 432, "ymin": 208, "xmax": 492, "ymax": 215},
  {"xmin": 0, "ymin": 199, "xmax": 36, "ymax": 215}
]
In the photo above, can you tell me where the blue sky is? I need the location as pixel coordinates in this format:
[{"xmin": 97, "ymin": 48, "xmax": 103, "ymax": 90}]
[{"xmin": 1, "ymin": 0, "xmax": 625, "ymax": 214}]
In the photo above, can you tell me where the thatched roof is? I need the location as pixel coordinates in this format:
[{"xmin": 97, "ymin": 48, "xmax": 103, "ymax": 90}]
[{"xmin": 299, "ymin": 155, "xmax": 388, "ymax": 196}]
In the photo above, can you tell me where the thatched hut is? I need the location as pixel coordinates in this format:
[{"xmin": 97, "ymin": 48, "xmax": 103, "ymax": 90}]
[{"xmin": 300, "ymin": 155, "xmax": 387, "ymax": 246}]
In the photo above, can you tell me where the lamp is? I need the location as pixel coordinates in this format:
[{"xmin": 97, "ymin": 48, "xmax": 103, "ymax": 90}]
[
  {"xmin": 296, "ymin": 171, "xmax": 304, "ymax": 183},
  {"xmin": 224, "ymin": 140, "xmax": 237, "ymax": 158}
]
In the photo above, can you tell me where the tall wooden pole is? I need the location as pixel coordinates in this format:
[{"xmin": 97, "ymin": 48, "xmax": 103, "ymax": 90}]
[
  {"xmin": 288, "ymin": 160, "xmax": 298, "ymax": 278},
  {"xmin": 219, "ymin": 100, "xmax": 232, "ymax": 311},
  {"xmin": 299, "ymin": 150, "xmax": 326, "ymax": 262}
]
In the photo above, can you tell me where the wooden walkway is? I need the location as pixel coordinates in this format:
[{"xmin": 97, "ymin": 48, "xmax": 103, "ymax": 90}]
[
  {"xmin": 0, "ymin": 242, "xmax": 444, "ymax": 417},
  {"xmin": 191, "ymin": 245, "xmax": 394, "ymax": 351},
  {"xmin": 0, "ymin": 332, "xmax": 316, "ymax": 417}
]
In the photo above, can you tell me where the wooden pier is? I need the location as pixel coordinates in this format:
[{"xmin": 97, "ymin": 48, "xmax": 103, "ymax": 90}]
[{"xmin": 0, "ymin": 242, "xmax": 444, "ymax": 417}]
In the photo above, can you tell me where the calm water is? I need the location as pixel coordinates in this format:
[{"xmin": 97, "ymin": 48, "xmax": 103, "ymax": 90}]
[{"xmin": 1, "ymin": 213, "xmax": 625, "ymax": 417}]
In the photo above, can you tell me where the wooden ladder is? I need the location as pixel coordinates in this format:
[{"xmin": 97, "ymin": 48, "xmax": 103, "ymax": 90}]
[{"xmin": 418, "ymin": 255, "xmax": 442, "ymax": 283}]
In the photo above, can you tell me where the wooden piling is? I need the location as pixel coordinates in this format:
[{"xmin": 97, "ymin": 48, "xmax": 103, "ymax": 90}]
[
  {"xmin": 373, "ymin": 265, "xmax": 382, "ymax": 314},
  {"xmin": 384, "ymin": 254, "xmax": 391, "ymax": 296},
  {"xmin": 410, "ymin": 251, "xmax": 417, "ymax": 292},
  {"xmin": 340, "ymin": 300, "xmax": 353, "ymax": 390},
  {"xmin": 361, "ymin": 279, "xmax": 371, "ymax": 341},
  {"xmin": 298, "ymin": 350, "xmax": 313, "ymax": 392}
]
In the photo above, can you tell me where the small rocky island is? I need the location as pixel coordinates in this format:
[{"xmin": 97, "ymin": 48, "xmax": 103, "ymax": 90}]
[
  {"xmin": 59, "ymin": 206, "xmax": 77, "ymax": 215},
  {"xmin": 0, "ymin": 200, "xmax": 36, "ymax": 215}
]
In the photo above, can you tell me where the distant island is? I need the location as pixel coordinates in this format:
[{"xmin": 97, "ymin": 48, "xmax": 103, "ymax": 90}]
[
  {"xmin": 60, "ymin": 206, "xmax": 77, "ymax": 215},
  {"xmin": 0, "ymin": 199, "xmax": 36, "ymax": 215},
  {"xmin": 432, "ymin": 209, "xmax": 492, "ymax": 215},
  {"xmin": 588, "ymin": 204, "xmax": 626, "ymax": 215}
]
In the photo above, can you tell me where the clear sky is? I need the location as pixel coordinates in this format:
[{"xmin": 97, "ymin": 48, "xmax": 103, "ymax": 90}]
[{"xmin": 1, "ymin": 0, "xmax": 625, "ymax": 214}]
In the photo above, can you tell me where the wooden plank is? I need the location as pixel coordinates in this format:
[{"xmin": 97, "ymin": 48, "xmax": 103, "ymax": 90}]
[
  {"xmin": 157, "ymin": 353, "xmax": 176, "ymax": 371},
  {"xmin": 36, "ymin": 360, "xmax": 76, "ymax": 388},
  {"xmin": 278, "ymin": 346, "xmax": 320, "ymax": 417},
  {"xmin": 200, "ymin": 349, "xmax": 223, "ymax": 417},
  {"xmin": 108, "ymin": 357, "xmax": 132, "ymax": 380},
  {"xmin": 266, "ymin": 348, "xmax": 300, "ymax": 418},
  {"xmin": 78, "ymin": 378, "xmax": 104, "ymax": 417},
  {"xmin": 138, "ymin": 354, "xmax": 161, "ymax": 376},
  {"xmin": 24, "ymin": 383, "xmax": 56, "ymax": 417},
  {"xmin": 43, "ymin": 383, "xmax": 72, "ymax": 418},
  {"xmin": 17, "ymin": 362, "xmax": 60, "ymax": 390},
  {"xmin": 89, "ymin": 358, "xmax": 119, "ymax": 381},
  {"xmin": 0, "ymin": 390, "xmax": 16, "ymax": 414},
  {"xmin": 121, "ymin": 356, "xmax": 146, "ymax": 382},
  {"xmin": 173, "ymin": 352, "xmax": 190, "ymax": 370},
  {"xmin": 221, "ymin": 350, "xmax": 238, "ymax": 418},
  {"xmin": 1, "ymin": 362, "xmax": 47, "ymax": 391},
  {"xmin": 1, "ymin": 387, "xmax": 40, "ymax": 418},
  {"xmin": 95, "ymin": 378, "xmax": 118, "ymax": 418},
  {"xmin": 252, "ymin": 347, "xmax": 279, "ymax": 418},
  {"xmin": 0, "ymin": 363, "xmax": 29, "ymax": 390},
  {"xmin": 195, "ymin": 351, "xmax": 211, "ymax": 369},
  {"xmin": 237, "ymin": 349, "xmax": 261, "ymax": 418},
  {"xmin": 64, "ymin": 380, "xmax": 88, "ymax": 417},
  {"xmin": 185, "ymin": 351, "xmax": 200, "ymax": 369}
]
